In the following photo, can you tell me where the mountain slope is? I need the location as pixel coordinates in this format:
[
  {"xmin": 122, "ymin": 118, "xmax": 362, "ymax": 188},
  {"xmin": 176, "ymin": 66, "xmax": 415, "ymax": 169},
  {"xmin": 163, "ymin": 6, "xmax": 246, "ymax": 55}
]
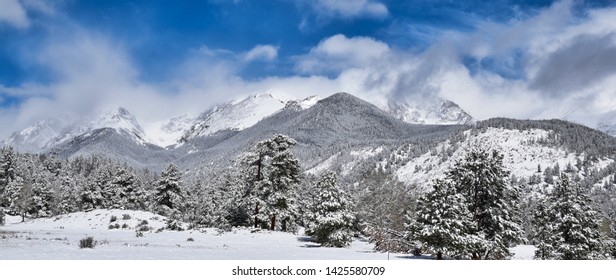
[{"xmin": 173, "ymin": 92, "xmax": 465, "ymax": 172}]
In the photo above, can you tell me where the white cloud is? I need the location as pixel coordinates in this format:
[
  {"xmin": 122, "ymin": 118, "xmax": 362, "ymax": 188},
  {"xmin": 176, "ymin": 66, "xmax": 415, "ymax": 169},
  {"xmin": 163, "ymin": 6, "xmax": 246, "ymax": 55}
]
[
  {"xmin": 295, "ymin": 34, "xmax": 390, "ymax": 74},
  {"xmin": 243, "ymin": 45, "xmax": 279, "ymax": 62},
  {"xmin": 5, "ymin": 0, "xmax": 616, "ymax": 140},
  {"xmin": 309, "ymin": 0, "xmax": 388, "ymax": 20},
  {"xmin": 0, "ymin": 0, "xmax": 30, "ymax": 28},
  {"xmin": 0, "ymin": 0, "xmax": 55, "ymax": 29}
]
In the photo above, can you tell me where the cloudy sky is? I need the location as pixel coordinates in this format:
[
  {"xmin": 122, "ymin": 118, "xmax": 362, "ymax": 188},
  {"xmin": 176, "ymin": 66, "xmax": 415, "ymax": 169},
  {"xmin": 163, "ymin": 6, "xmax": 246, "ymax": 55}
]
[{"xmin": 1, "ymin": 0, "xmax": 616, "ymax": 139}]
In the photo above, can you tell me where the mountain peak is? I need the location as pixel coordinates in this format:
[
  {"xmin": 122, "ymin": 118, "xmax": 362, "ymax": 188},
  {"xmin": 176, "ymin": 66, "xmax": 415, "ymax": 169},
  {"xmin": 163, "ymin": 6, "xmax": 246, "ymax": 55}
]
[{"xmin": 385, "ymin": 97, "xmax": 474, "ymax": 125}]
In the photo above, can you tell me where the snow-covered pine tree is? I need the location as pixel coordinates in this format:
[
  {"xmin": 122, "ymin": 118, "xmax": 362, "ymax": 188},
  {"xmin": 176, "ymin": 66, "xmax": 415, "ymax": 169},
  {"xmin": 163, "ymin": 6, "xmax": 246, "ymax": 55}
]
[
  {"xmin": 532, "ymin": 198, "xmax": 557, "ymax": 259},
  {"xmin": 6, "ymin": 176, "xmax": 30, "ymax": 221},
  {"xmin": 0, "ymin": 206, "xmax": 5, "ymax": 226},
  {"xmin": 306, "ymin": 171, "xmax": 355, "ymax": 247},
  {"xmin": 408, "ymin": 179, "xmax": 477, "ymax": 260},
  {"xmin": 110, "ymin": 165, "xmax": 144, "ymax": 210},
  {"xmin": 0, "ymin": 147, "xmax": 17, "ymax": 207},
  {"xmin": 242, "ymin": 134, "xmax": 301, "ymax": 231},
  {"xmin": 153, "ymin": 164, "xmax": 184, "ymax": 218},
  {"xmin": 55, "ymin": 171, "xmax": 81, "ymax": 214},
  {"xmin": 534, "ymin": 174, "xmax": 603, "ymax": 259},
  {"xmin": 446, "ymin": 148, "xmax": 525, "ymax": 259},
  {"xmin": 79, "ymin": 177, "xmax": 105, "ymax": 211},
  {"xmin": 28, "ymin": 179, "xmax": 54, "ymax": 218},
  {"xmin": 266, "ymin": 135, "xmax": 301, "ymax": 231}
]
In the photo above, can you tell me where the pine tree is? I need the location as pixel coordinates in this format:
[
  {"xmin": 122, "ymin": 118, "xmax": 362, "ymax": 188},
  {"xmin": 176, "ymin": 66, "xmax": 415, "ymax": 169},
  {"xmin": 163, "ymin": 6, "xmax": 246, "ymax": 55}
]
[
  {"xmin": 306, "ymin": 172, "xmax": 355, "ymax": 247},
  {"xmin": 243, "ymin": 134, "xmax": 301, "ymax": 231},
  {"xmin": 6, "ymin": 176, "xmax": 30, "ymax": 221},
  {"xmin": 408, "ymin": 179, "xmax": 478, "ymax": 259},
  {"xmin": 533, "ymin": 174, "xmax": 603, "ymax": 259},
  {"xmin": 0, "ymin": 206, "xmax": 5, "ymax": 226},
  {"xmin": 56, "ymin": 172, "xmax": 80, "ymax": 214},
  {"xmin": 0, "ymin": 147, "xmax": 17, "ymax": 207},
  {"xmin": 28, "ymin": 180, "xmax": 54, "ymax": 218},
  {"xmin": 79, "ymin": 178, "xmax": 105, "ymax": 211},
  {"xmin": 532, "ymin": 199, "xmax": 557, "ymax": 259},
  {"xmin": 446, "ymin": 149, "xmax": 525, "ymax": 259},
  {"xmin": 153, "ymin": 164, "xmax": 184, "ymax": 218},
  {"xmin": 110, "ymin": 166, "xmax": 144, "ymax": 210}
]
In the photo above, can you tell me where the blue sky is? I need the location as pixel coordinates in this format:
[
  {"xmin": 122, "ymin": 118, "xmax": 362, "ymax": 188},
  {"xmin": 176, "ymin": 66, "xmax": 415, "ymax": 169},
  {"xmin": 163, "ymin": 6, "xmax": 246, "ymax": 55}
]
[{"xmin": 2, "ymin": 0, "xmax": 616, "ymax": 137}]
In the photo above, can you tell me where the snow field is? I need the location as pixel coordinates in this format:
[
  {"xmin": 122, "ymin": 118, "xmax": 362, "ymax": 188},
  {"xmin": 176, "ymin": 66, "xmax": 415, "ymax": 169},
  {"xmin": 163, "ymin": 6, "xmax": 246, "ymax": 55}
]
[
  {"xmin": 0, "ymin": 209, "xmax": 404, "ymax": 260},
  {"xmin": 0, "ymin": 209, "xmax": 535, "ymax": 260}
]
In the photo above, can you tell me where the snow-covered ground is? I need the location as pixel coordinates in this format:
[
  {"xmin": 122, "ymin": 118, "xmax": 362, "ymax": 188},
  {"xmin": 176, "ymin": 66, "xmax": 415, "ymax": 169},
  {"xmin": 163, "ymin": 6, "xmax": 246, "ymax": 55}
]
[{"xmin": 0, "ymin": 210, "xmax": 534, "ymax": 260}]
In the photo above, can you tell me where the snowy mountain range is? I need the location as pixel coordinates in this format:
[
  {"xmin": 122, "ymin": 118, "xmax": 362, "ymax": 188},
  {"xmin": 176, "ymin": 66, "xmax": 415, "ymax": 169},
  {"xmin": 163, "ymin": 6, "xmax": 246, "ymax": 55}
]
[
  {"xmin": 2, "ymin": 92, "xmax": 474, "ymax": 153},
  {"xmin": 6, "ymin": 91, "xmax": 616, "ymax": 194}
]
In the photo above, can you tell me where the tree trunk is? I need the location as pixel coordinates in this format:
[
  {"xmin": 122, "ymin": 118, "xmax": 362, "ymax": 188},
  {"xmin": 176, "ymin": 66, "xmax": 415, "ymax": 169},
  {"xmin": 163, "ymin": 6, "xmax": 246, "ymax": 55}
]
[
  {"xmin": 437, "ymin": 251, "xmax": 443, "ymax": 260},
  {"xmin": 270, "ymin": 214, "xmax": 276, "ymax": 230},
  {"xmin": 254, "ymin": 203, "xmax": 259, "ymax": 228},
  {"xmin": 281, "ymin": 219, "xmax": 287, "ymax": 232},
  {"xmin": 256, "ymin": 155, "xmax": 263, "ymax": 181}
]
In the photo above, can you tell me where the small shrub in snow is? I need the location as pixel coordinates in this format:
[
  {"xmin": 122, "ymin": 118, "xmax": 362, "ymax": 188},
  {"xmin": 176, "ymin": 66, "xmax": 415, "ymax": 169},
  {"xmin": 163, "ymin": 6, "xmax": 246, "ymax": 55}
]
[
  {"xmin": 138, "ymin": 220, "xmax": 149, "ymax": 226},
  {"xmin": 79, "ymin": 237, "xmax": 96, "ymax": 249},
  {"xmin": 108, "ymin": 225, "xmax": 115, "ymax": 230},
  {"xmin": 135, "ymin": 230, "xmax": 144, "ymax": 238},
  {"xmin": 187, "ymin": 237, "xmax": 194, "ymax": 242},
  {"xmin": 122, "ymin": 214, "xmax": 131, "ymax": 220},
  {"xmin": 114, "ymin": 223, "xmax": 120, "ymax": 229},
  {"xmin": 109, "ymin": 216, "xmax": 117, "ymax": 223},
  {"xmin": 122, "ymin": 223, "xmax": 129, "ymax": 229},
  {"xmin": 166, "ymin": 219, "xmax": 184, "ymax": 231}
]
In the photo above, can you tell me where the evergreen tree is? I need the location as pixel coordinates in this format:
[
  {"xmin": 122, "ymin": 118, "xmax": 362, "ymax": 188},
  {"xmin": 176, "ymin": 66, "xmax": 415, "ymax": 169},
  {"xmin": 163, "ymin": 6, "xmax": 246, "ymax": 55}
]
[
  {"xmin": 243, "ymin": 134, "xmax": 301, "ymax": 231},
  {"xmin": 153, "ymin": 164, "xmax": 184, "ymax": 218},
  {"xmin": 6, "ymin": 176, "xmax": 30, "ymax": 221},
  {"xmin": 533, "ymin": 174, "xmax": 603, "ymax": 259},
  {"xmin": 306, "ymin": 172, "xmax": 355, "ymax": 247},
  {"xmin": 110, "ymin": 166, "xmax": 145, "ymax": 210},
  {"xmin": 532, "ymin": 199, "xmax": 557, "ymax": 259},
  {"xmin": 0, "ymin": 147, "xmax": 17, "ymax": 207},
  {"xmin": 55, "ymin": 171, "xmax": 81, "ymax": 214},
  {"xmin": 408, "ymin": 179, "xmax": 478, "ymax": 260},
  {"xmin": 79, "ymin": 178, "xmax": 105, "ymax": 211},
  {"xmin": 28, "ymin": 179, "xmax": 54, "ymax": 218},
  {"xmin": 446, "ymin": 149, "xmax": 525, "ymax": 259},
  {"xmin": 0, "ymin": 207, "xmax": 5, "ymax": 226}
]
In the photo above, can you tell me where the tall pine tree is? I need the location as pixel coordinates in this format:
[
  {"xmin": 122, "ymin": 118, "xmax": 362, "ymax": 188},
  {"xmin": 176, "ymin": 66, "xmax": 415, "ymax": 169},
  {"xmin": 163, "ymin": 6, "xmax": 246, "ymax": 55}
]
[
  {"xmin": 408, "ymin": 179, "xmax": 478, "ymax": 260},
  {"xmin": 446, "ymin": 149, "xmax": 525, "ymax": 259},
  {"xmin": 153, "ymin": 164, "xmax": 184, "ymax": 218},
  {"xmin": 242, "ymin": 134, "xmax": 301, "ymax": 231}
]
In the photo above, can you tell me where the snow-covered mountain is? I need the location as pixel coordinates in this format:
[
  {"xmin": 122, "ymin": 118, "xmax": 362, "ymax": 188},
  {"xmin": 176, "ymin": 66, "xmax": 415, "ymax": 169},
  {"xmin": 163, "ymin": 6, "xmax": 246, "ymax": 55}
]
[
  {"xmin": 3, "ymin": 107, "xmax": 152, "ymax": 153},
  {"xmin": 55, "ymin": 107, "xmax": 151, "ymax": 147},
  {"xmin": 2, "ymin": 114, "xmax": 77, "ymax": 153},
  {"xmin": 179, "ymin": 93, "xmax": 320, "ymax": 143},
  {"xmin": 2, "ymin": 91, "xmax": 476, "ymax": 154},
  {"xmin": 143, "ymin": 115, "xmax": 196, "ymax": 148},
  {"xmin": 384, "ymin": 97, "xmax": 474, "ymax": 125}
]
